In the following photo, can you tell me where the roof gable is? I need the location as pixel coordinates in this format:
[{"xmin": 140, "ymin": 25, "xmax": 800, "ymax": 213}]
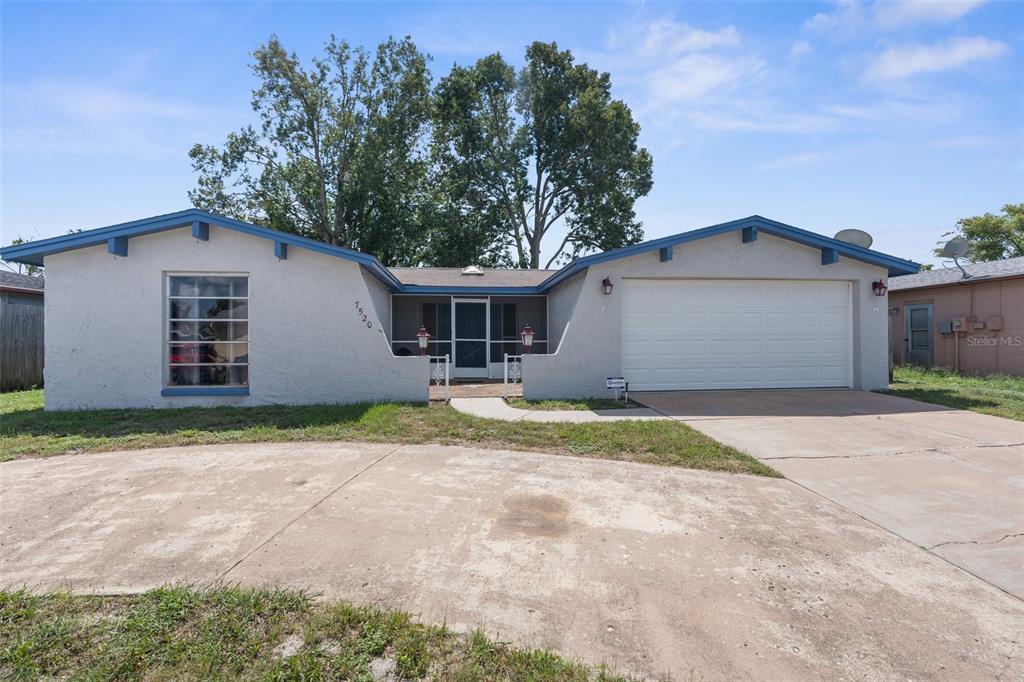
[
  {"xmin": 0, "ymin": 209, "xmax": 402, "ymax": 289},
  {"xmin": 538, "ymin": 215, "xmax": 918, "ymax": 289},
  {"xmin": 1, "ymin": 210, "xmax": 919, "ymax": 295}
]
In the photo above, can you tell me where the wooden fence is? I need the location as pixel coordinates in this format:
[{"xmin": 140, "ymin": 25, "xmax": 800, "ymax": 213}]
[{"xmin": 0, "ymin": 304, "xmax": 44, "ymax": 391}]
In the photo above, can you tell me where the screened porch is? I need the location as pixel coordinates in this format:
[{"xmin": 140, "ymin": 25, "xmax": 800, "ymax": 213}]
[{"xmin": 391, "ymin": 295, "xmax": 548, "ymax": 379}]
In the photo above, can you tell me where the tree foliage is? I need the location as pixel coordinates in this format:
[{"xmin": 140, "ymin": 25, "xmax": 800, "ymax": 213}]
[
  {"xmin": 190, "ymin": 37, "xmax": 654, "ymax": 268},
  {"xmin": 935, "ymin": 203, "xmax": 1024, "ymax": 262},
  {"xmin": 432, "ymin": 43, "xmax": 653, "ymax": 268},
  {"xmin": 2, "ymin": 238, "xmax": 42, "ymax": 276},
  {"xmin": 189, "ymin": 35, "xmax": 433, "ymax": 266}
]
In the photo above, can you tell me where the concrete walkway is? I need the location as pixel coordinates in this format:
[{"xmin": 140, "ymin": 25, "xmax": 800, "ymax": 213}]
[
  {"xmin": 634, "ymin": 389, "xmax": 1024, "ymax": 599},
  {"xmin": 2, "ymin": 442, "xmax": 1021, "ymax": 680},
  {"xmin": 450, "ymin": 396, "xmax": 666, "ymax": 422}
]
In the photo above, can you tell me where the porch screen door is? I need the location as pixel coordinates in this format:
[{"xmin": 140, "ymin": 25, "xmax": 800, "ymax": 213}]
[{"xmin": 454, "ymin": 300, "xmax": 487, "ymax": 376}]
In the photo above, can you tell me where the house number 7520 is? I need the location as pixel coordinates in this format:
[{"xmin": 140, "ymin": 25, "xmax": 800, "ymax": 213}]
[{"xmin": 353, "ymin": 301, "xmax": 373, "ymax": 328}]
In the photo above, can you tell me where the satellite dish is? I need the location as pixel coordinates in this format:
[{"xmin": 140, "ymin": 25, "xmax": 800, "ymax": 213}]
[
  {"xmin": 941, "ymin": 237, "xmax": 969, "ymax": 259},
  {"xmin": 833, "ymin": 229, "xmax": 873, "ymax": 249},
  {"xmin": 940, "ymin": 237, "xmax": 972, "ymax": 279}
]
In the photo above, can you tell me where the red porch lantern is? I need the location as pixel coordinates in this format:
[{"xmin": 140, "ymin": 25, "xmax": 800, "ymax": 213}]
[
  {"xmin": 416, "ymin": 325, "xmax": 432, "ymax": 355},
  {"xmin": 602, "ymin": 277, "xmax": 614, "ymax": 295},
  {"xmin": 872, "ymin": 280, "xmax": 888, "ymax": 297},
  {"xmin": 520, "ymin": 323, "xmax": 535, "ymax": 353}
]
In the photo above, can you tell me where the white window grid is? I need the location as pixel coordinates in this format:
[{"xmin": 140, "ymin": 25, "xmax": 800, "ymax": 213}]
[{"xmin": 165, "ymin": 274, "xmax": 250, "ymax": 385}]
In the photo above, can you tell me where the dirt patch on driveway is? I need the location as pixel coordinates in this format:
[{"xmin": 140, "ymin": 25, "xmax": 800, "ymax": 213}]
[
  {"xmin": 2, "ymin": 441, "xmax": 1021, "ymax": 680},
  {"xmin": 497, "ymin": 494, "xmax": 572, "ymax": 538}
]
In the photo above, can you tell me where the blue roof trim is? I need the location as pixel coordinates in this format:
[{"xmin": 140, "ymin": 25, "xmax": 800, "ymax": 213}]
[
  {"xmin": 536, "ymin": 215, "xmax": 919, "ymax": 288},
  {"xmin": 0, "ymin": 208, "xmax": 404, "ymax": 290},
  {"xmin": 1, "ymin": 211, "xmax": 919, "ymax": 294}
]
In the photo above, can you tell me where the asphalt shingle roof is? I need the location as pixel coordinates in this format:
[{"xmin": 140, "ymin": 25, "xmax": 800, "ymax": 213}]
[
  {"xmin": 887, "ymin": 256, "xmax": 1024, "ymax": 291},
  {"xmin": 388, "ymin": 267, "xmax": 558, "ymax": 287},
  {"xmin": 0, "ymin": 270, "xmax": 44, "ymax": 291}
]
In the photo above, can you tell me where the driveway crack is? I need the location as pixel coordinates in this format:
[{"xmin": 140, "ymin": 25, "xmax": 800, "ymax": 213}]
[
  {"xmin": 927, "ymin": 533, "xmax": 1024, "ymax": 550},
  {"xmin": 216, "ymin": 445, "xmax": 401, "ymax": 581}
]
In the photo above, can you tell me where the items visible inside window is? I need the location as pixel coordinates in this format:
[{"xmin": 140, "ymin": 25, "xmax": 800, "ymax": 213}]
[{"xmin": 167, "ymin": 275, "xmax": 248, "ymax": 387}]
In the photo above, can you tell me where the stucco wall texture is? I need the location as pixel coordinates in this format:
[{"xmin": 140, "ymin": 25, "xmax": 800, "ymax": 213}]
[
  {"xmin": 523, "ymin": 232, "xmax": 891, "ymax": 398},
  {"xmin": 44, "ymin": 226, "xmax": 427, "ymax": 410},
  {"xmin": 889, "ymin": 278, "xmax": 1024, "ymax": 376}
]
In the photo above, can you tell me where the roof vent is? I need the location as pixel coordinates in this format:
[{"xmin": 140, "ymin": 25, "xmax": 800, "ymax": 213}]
[{"xmin": 461, "ymin": 265, "xmax": 484, "ymax": 276}]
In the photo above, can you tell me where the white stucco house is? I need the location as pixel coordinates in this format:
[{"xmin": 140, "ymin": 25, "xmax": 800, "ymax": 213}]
[{"xmin": 0, "ymin": 209, "xmax": 918, "ymax": 410}]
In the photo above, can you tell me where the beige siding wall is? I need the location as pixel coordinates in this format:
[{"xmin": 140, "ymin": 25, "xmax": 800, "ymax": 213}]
[
  {"xmin": 44, "ymin": 225, "xmax": 427, "ymax": 410},
  {"xmin": 889, "ymin": 277, "xmax": 1024, "ymax": 376}
]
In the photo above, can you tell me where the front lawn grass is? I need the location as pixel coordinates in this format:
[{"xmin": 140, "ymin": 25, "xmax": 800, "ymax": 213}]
[
  {"xmin": 886, "ymin": 366, "xmax": 1024, "ymax": 422},
  {"xmin": 506, "ymin": 398, "xmax": 635, "ymax": 411},
  {"xmin": 0, "ymin": 586, "xmax": 634, "ymax": 681},
  {"xmin": 0, "ymin": 390, "xmax": 776, "ymax": 476}
]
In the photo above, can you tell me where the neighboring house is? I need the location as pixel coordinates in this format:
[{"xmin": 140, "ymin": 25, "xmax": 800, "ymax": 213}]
[
  {"xmin": 0, "ymin": 209, "xmax": 918, "ymax": 410},
  {"xmin": 0, "ymin": 270, "xmax": 45, "ymax": 391},
  {"xmin": 888, "ymin": 257, "xmax": 1024, "ymax": 377},
  {"xmin": 0, "ymin": 270, "xmax": 44, "ymax": 307}
]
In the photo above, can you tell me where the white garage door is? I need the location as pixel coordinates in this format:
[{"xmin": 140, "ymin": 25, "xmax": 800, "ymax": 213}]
[{"xmin": 622, "ymin": 279, "xmax": 851, "ymax": 391}]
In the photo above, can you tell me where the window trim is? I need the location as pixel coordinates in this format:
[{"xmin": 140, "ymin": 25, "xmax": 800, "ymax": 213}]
[{"xmin": 163, "ymin": 272, "xmax": 250, "ymax": 395}]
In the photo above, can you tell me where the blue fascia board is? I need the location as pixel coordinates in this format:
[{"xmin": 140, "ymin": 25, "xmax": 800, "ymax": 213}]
[
  {"xmin": 1, "ymin": 211, "xmax": 920, "ymax": 294},
  {"xmin": 161, "ymin": 386, "xmax": 249, "ymax": 397},
  {"xmin": 0, "ymin": 208, "xmax": 405, "ymax": 290},
  {"xmin": 536, "ymin": 215, "xmax": 919, "ymax": 289}
]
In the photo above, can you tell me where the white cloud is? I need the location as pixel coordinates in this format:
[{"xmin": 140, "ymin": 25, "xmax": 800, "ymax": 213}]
[
  {"xmin": 646, "ymin": 54, "xmax": 764, "ymax": 105},
  {"xmin": 874, "ymin": 0, "xmax": 987, "ymax": 28},
  {"xmin": 802, "ymin": 0, "xmax": 867, "ymax": 36},
  {"xmin": 634, "ymin": 18, "xmax": 741, "ymax": 56},
  {"xmin": 802, "ymin": 0, "xmax": 988, "ymax": 37},
  {"xmin": 865, "ymin": 36, "xmax": 1009, "ymax": 80},
  {"xmin": 3, "ymin": 79, "xmax": 225, "ymax": 159},
  {"xmin": 789, "ymin": 41, "xmax": 813, "ymax": 60}
]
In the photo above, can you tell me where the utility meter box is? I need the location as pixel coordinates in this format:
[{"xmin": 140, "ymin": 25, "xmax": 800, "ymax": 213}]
[
  {"xmin": 951, "ymin": 317, "xmax": 968, "ymax": 332},
  {"xmin": 987, "ymin": 315, "xmax": 1005, "ymax": 331}
]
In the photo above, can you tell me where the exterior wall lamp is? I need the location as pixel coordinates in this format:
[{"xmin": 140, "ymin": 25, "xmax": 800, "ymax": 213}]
[
  {"xmin": 520, "ymin": 323, "xmax": 535, "ymax": 353},
  {"xmin": 602, "ymin": 277, "xmax": 614, "ymax": 295},
  {"xmin": 416, "ymin": 325, "xmax": 432, "ymax": 355},
  {"xmin": 872, "ymin": 280, "xmax": 888, "ymax": 297}
]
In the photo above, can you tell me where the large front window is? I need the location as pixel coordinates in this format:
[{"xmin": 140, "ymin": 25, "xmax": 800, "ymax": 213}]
[{"xmin": 166, "ymin": 275, "xmax": 249, "ymax": 387}]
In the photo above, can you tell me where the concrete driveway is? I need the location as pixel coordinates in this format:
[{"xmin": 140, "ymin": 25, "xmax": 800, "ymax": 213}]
[
  {"xmin": 2, "ymin": 442, "xmax": 1021, "ymax": 680},
  {"xmin": 634, "ymin": 390, "xmax": 1024, "ymax": 598}
]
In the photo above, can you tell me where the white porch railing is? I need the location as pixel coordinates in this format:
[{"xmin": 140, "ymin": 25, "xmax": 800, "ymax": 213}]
[
  {"xmin": 430, "ymin": 354, "xmax": 450, "ymax": 401},
  {"xmin": 503, "ymin": 353, "xmax": 522, "ymax": 398}
]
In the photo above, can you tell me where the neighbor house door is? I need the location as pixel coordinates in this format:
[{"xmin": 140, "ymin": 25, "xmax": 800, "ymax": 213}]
[
  {"xmin": 453, "ymin": 299, "xmax": 488, "ymax": 378},
  {"xmin": 904, "ymin": 304, "xmax": 933, "ymax": 367}
]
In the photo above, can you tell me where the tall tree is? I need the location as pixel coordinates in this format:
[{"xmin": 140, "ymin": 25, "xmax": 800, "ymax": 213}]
[
  {"xmin": 935, "ymin": 203, "xmax": 1024, "ymax": 262},
  {"xmin": 189, "ymin": 35, "xmax": 433, "ymax": 265},
  {"xmin": 433, "ymin": 42, "xmax": 653, "ymax": 269}
]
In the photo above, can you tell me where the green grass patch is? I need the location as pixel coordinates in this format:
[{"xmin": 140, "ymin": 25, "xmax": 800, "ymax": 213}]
[
  {"xmin": 886, "ymin": 366, "xmax": 1024, "ymax": 421},
  {"xmin": 0, "ymin": 390, "xmax": 776, "ymax": 476},
  {"xmin": 506, "ymin": 398, "xmax": 635, "ymax": 411},
  {"xmin": 0, "ymin": 586, "xmax": 636, "ymax": 680}
]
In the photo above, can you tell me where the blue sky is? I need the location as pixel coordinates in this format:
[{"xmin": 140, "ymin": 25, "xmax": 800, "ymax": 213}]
[{"xmin": 2, "ymin": 1, "xmax": 1021, "ymax": 266}]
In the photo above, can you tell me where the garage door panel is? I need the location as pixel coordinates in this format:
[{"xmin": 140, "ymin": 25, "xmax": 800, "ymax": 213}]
[{"xmin": 622, "ymin": 279, "xmax": 851, "ymax": 391}]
